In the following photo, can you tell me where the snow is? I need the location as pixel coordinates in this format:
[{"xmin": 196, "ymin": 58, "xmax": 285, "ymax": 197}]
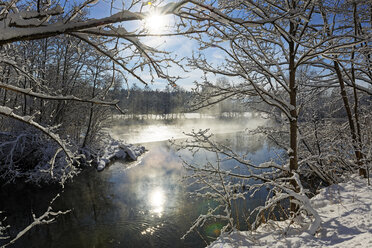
[
  {"xmin": 0, "ymin": 106, "xmax": 13, "ymax": 115},
  {"xmin": 208, "ymin": 175, "xmax": 372, "ymax": 248},
  {"xmin": 96, "ymin": 141, "xmax": 146, "ymax": 171}
]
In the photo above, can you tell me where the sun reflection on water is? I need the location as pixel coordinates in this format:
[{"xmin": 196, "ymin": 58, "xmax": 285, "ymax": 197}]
[
  {"xmin": 149, "ymin": 187, "xmax": 166, "ymax": 217},
  {"xmin": 140, "ymin": 224, "xmax": 164, "ymax": 236}
]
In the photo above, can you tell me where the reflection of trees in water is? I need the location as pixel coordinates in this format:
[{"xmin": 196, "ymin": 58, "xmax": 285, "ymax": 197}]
[{"xmin": 57, "ymin": 169, "xmax": 116, "ymax": 223}]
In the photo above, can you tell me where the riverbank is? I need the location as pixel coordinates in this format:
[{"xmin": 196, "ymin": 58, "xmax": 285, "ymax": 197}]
[{"xmin": 208, "ymin": 174, "xmax": 372, "ymax": 248}]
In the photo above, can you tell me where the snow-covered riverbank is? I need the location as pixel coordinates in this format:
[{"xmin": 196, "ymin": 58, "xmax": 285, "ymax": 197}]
[
  {"xmin": 96, "ymin": 140, "xmax": 146, "ymax": 171},
  {"xmin": 209, "ymin": 175, "xmax": 372, "ymax": 248}
]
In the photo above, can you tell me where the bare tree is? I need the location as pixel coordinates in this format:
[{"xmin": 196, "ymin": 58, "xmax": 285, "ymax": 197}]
[
  {"xmin": 0, "ymin": 0, "xmax": 191, "ymax": 181},
  {"xmin": 0, "ymin": 0, "xmax": 192, "ymax": 245},
  {"xmin": 315, "ymin": 0, "xmax": 372, "ymax": 178},
  {"xmin": 172, "ymin": 0, "xmax": 371, "ymax": 240}
]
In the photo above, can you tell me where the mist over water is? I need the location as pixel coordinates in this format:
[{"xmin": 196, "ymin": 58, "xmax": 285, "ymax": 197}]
[{"xmin": 109, "ymin": 113, "xmax": 266, "ymax": 144}]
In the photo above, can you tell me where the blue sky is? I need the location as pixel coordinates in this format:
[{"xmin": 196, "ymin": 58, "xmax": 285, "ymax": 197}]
[{"xmin": 86, "ymin": 0, "xmax": 220, "ymax": 91}]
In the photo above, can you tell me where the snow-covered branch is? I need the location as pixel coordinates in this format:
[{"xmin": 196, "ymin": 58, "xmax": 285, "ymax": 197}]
[
  {"xmin": 0, "ymin": 1, "xmax": 188, "ymax": 45},
  {"xmin": 0, "ymin": 106, "xmax": 74, "ymax": 163},
  {"xmin": 0, "ymin": 82, "xmax": 123, "ymax": 108}
]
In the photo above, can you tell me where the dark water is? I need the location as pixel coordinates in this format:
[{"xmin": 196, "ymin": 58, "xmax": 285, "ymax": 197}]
[{"xmin": 0, "ymin": 129, "xmax": 283, "ymax": 248}]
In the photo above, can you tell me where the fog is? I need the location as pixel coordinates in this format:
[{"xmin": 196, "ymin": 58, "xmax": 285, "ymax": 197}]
[{"xmin": 109, "ymin": 113, "xmax": 267, "ymax": 144}]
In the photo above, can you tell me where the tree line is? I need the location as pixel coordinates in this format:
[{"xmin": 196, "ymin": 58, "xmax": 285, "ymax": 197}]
[{"xmin": 113, "ymin": 84, "xmax": 193, "ymax": 117}]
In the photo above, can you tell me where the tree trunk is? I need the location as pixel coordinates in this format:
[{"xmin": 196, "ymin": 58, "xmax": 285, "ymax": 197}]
[
  {"xmin": 351, "ymin": 2, "xmax": 366, "ymax": 178},
  {"xmin": 289, "ymin": 16, "xmax": 299, "ymax": 213}
]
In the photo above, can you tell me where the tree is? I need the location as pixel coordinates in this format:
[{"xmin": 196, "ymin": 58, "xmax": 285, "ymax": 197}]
[
  {"xmin": 0, "ymin": 0, "xmax": 191, "ymax": 244},
  {"xmin": 0, "ymin": 0, "xmax": 189, "ymax": 182},
  {"xmin": 315, "ymin": 0, "xmax": 372, "ymax": 178},
  {"xmin": 173, "ymin": 0, "xmax": 371, "ymax": 238}
]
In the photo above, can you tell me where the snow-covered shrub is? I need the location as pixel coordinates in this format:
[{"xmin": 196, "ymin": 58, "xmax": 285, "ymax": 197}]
[{"xmin": 0, "ymin": 127, "xmax": 79, "ymax": 186}]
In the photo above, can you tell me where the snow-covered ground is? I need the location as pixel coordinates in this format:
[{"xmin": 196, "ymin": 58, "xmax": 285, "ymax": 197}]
[{"xmin": 209, "ymin": 175, "xmax": 372, "ymax": 248}]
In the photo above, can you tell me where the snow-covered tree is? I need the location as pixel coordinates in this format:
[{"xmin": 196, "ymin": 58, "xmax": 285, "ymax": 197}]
[
  {"xmin": 0, "ymin": 0, "xmax": 190, "ymax": 245},
  {"xmin": 314, "ymin": 0, "xmax": 372, "ymax": 178},
  {"xmin": 172, "ymin": 0, "xmax": 372, "ymax": 240},
  {"xmin": 0, "ymin": 0, "xmax": 189, "ymax": 182}
]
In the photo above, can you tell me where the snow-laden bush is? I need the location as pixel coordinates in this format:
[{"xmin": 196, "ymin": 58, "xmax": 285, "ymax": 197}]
[{"xmin": 0, "ymin": 129, "xmax": 79, "ymax": 186}]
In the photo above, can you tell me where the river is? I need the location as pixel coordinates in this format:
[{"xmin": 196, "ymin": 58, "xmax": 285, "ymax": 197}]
[{"xmin": 0, "ymin": 117, "xmax": 284, "ymax": 248}]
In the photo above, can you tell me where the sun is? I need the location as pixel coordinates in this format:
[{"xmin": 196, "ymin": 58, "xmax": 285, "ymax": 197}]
[{"xmin": 145, "ymin": 13, "xmax": 168, "ymax": 34}]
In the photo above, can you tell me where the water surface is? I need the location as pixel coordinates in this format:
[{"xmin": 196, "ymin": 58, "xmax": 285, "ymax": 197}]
[{"xmin": 1, "ymin": 120, "xmax": 282, "ymax": 248}]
